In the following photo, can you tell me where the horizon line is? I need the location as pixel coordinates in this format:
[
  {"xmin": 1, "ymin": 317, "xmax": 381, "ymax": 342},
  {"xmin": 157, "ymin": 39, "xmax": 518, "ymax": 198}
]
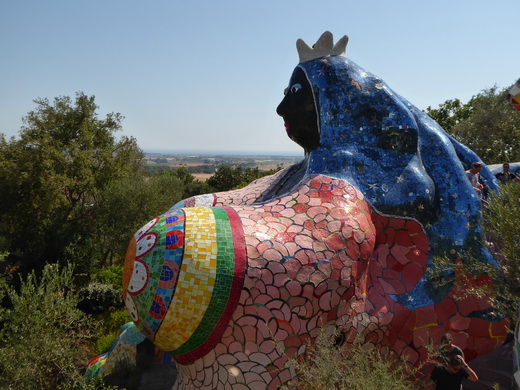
[{"xmin": 143, "ymin": 149, "xmax": 304, "ymax": 157}]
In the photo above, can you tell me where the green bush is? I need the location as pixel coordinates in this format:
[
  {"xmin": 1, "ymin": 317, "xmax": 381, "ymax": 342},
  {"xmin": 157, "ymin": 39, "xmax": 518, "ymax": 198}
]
[
  {"xmin": 95, "ymin": 333, "xmax": 120, "ymax": 356},
  {"xmin": 91, "ymin": 266, "xmax": 124, "ymax": 289},
  {"xmin": 95, "ymin": 309, "xmax": 131, "ymax": 355},
  {"xmin": 0, "ymin": 262, "xmax": 96, "ymax": 389},
  {"xmin": 102, "ymin": 309, "xmax": 132, "ymax": 334},
  {"xmin": 77, "ymin": 282, "xmax": 124, "ymax": 314},
  {"xmin": 281, "ymin": 328, "xmax": 421, "ymax": 390}
]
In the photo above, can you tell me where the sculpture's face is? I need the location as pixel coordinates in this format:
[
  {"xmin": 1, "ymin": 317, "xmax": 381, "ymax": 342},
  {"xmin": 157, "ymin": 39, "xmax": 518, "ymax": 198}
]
[{"xmin": 276, "ymin": 67, "xmax": 320, "ymax": 152}]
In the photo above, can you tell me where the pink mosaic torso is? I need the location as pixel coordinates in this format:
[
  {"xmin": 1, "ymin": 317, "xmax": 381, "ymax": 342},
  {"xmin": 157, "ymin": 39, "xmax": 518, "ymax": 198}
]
[{"xmin": 170, "ymin": 172, "xmax": 507, "ymax": 389}]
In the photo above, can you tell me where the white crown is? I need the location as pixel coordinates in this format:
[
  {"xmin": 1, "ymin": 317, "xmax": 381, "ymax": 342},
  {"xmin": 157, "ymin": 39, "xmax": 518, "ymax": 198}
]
[{"xmin": 296, "ymin": 31, "xmax": 349, "ymax": 63}]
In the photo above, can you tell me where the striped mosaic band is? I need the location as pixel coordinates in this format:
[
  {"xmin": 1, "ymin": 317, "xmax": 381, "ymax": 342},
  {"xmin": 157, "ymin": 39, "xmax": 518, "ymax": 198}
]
[
  {"xmin": 169, "ymin": 207, "xmax": 246, "ymax": 364},
  {"xmin": 154, "ymin": 207, "xmax": 219, "ymax": 349},
  {"xmin": 123, "ymin": 210, "xmax": 187, "ymax": 337},
  {"xmin": 125, "ymin": 206, "xmax": 246, "ymax": 364}
]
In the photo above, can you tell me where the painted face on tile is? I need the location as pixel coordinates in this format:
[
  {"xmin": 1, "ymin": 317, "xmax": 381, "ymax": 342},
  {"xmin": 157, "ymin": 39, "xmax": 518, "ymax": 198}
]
[
  {"xmin": 127, "ymin": 259, "xmax": 149, "ymax": 295},
  {"xmin": 277, "ymin": 67, "xmax": 320, "ymax": 152}
]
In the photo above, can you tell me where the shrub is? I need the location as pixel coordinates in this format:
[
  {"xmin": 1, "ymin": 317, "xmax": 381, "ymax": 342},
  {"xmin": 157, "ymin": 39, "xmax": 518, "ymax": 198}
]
[
  {"xmin": 95, "ymin": 333, "xmax": 119, "ymax": 356},
  {"xmin": 91, "ymin": 266, "xmax": 124, "ymax": 289},
  {"xmin": 77, "ymin": 282, "xmax": 124, "ymax": 314},
  {"xmin": 281, "ymin": 327, "xmax": 421, "ymax": 390},
  {"xmin": 484, "ymin": 182, "xmax": 520, "ymax": 314},
  {"xmin": 95, "ymin": 309, "xmax": 132, "ymax": 355},
  {"xmin": 0, "ymin": 262, "xmax": 96, "ymax": 389},
  {"xmin": 102, "ymin": 308, "xmax": 132, "ymax": 334}
]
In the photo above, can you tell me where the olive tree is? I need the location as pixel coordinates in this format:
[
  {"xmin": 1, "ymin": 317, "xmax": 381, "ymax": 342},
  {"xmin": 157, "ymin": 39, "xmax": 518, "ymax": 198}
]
[{"xmin": 0, "ymin": 93, "xmax": 143, "ymax": 275}]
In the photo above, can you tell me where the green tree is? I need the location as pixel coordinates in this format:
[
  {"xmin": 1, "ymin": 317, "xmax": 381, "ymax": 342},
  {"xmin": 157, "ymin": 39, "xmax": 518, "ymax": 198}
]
[
  {"xmin": 0, "ymin": 263, "xmax": 96, "ymax": 389},
  {"xmin": 426, "ymin": 85, "xmax": 520, "ymax": 164},
  {"xmin": 243, "ymin": 166, "xmax": 281, "ymax": 187},
  {"xmin": 206, "ymin": 165, "xmax": 245, "ymax": 191},
  {"xmin": 425, "ymin": 98, "xmax": 474, "ymax": 133},
  {"xmin": 0, "ymin": 92, "xmax": 143, "ymax": 276},
  {"xmin": 452, "ymin": 86, "xmax": 520, "ymax": 164},
  {"xmin": 90, "ymin": 171, "xmax": 185, "ymax": 267},
  {"xmin": 173, "ymin": 167, "xmax": 215, "ymax": 198},
  {"xmin": 206, "ymin": 165, "xmax": 279, "ymax": 192}
]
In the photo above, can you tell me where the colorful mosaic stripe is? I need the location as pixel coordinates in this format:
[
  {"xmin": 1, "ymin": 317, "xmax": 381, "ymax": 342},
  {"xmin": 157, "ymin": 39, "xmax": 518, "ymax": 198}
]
[
  {"xmin": 124, "ymin": 211, "xmax": 185, "ymax": 337},
  {"xmin": 173, "ymin": 206, "xmax": 246, "ymax": 364},
  {"xmin": 155, "ymin": 207, "xmax": 219, "ymax": 349},
  {"xmin": 124, "ymin": 206, "xmax": 246, "ymax": 364}
]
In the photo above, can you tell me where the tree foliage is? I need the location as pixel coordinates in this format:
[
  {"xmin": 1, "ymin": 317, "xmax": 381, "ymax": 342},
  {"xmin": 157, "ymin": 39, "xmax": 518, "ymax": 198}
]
[
  {"xmin": 77, "ymin": 282, "xmax": 124, "ymax": 314},
  {"xmin": 483, "ymin": 183, "xmax": 520, "ymax": 316},
  {"xmin": 0, "ymin": 263, "xmax": 96, "ymax": 389},
  {"xmin": 427, "ymin": 182, "xmax": 520, "ymax": 321},
  {"xmin": 0, "ymin": 92, "xmax": 143, "ymax": 275},
  {"xmin": 206, "ymin": 165, "xmax": 279, "ymax": 192},
  {"xmin": 425, "ymin": 98, "xmax": 474, "ymax": 133},
  {"xmin": 85, "ymin": 170, "xmax": 184, "ymax": 268},
  {"xmin": 205, "ymin": 165, "xmax": 245, "ymax": 191},
  {"xmin": 173, "ymin": 167, "xmax": 215, "ymax": 198},
  {"xmin": 281, "ymin": 328, "xmax": 420, "ymax": 390},
  {"xmin": 426, "ymin": 85, "xmax": 520, "ymax": 164}
]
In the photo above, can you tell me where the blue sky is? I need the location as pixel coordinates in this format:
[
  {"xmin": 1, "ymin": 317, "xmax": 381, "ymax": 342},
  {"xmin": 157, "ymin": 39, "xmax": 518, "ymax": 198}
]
[{"xmin": 1, "ymin": 0, "xmax": 518, "ymax": 154}]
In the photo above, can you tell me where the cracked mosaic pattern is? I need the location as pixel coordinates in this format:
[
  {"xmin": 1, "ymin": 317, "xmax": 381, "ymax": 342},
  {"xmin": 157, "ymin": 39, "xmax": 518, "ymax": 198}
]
[{"xmin": 86, "ymin": 33, "xmax": 509, "ymax": 389}]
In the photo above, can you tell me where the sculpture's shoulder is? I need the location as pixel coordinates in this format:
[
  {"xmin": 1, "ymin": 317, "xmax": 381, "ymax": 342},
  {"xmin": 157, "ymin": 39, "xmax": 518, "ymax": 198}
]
[
  {"xmin": 214, "ymin": 168, "xmax": 289, "ymax": 206},
  {"xmin": 296, "ymin": 174, "xmax": 367, "ymax": 204},
  {"xmin": 170, "ymin": 167, "xmax": 292, "ymax": 210}
]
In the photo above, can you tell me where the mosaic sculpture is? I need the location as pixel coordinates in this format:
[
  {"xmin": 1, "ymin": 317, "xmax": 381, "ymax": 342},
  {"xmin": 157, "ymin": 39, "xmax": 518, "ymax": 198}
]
[
  {"xmin": 87, "ymin": 32, "xmax": 509, "ymax": 388},
  {"xmin": 509, "ymin": 78, "xmax": 520, "ymax": 112}
]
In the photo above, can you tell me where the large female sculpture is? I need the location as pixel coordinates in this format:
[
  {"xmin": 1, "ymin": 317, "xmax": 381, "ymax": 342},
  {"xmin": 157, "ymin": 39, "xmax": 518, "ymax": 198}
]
[{"xmin": 87, "ymin": 32, "xmax": 508, "ymax": 389}]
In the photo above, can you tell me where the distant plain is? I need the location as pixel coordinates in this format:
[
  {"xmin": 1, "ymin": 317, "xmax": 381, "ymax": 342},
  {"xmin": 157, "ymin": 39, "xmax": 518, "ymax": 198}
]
[{"xmin": 144, "ymin": 152, "xmax": 303, "ymax": 181}]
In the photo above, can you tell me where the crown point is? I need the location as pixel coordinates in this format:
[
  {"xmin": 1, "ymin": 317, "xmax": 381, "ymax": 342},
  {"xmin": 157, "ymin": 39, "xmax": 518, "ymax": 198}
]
[{"xmin": 297, "ymin": 31, "xmax": 349, "ymax": 63}]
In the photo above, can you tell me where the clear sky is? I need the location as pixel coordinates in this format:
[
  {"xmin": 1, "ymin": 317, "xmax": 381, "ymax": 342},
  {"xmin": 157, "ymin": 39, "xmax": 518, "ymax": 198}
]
[{"xmin": 1, "ymin": 0, "xmax": 518, "ymax": 155}]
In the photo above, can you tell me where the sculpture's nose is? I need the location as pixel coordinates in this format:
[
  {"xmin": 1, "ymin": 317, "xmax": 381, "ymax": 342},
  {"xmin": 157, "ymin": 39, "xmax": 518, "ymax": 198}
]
[{"xmin": 276, "ymin": 95, "xmax": 288, "ymax": 118}]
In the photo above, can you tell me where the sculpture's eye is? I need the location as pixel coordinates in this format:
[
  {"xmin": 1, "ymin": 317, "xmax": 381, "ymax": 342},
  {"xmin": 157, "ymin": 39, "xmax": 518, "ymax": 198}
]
[
  {"xmin": 284, "ymin": 83, "xmax": 303, "ymax": 95},
  {"xmin": 290, "ymin": 83, "xmax": 302, "ymax": 93}
]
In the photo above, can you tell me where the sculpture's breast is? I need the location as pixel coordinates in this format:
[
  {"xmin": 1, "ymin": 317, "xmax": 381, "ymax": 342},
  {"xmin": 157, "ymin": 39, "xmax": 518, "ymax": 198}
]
[
  {"xmin": 239, "ymin": 175, "xmax": 377, "ymax": 287},
  {"xmin": 238, "ymin": 174, "xmax": 429, "ymax": 326}
]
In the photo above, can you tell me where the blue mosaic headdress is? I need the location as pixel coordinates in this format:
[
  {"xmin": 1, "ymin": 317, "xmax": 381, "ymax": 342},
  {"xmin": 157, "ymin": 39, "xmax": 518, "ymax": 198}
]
[{"xmin": 295, "ymin": 32, "xmax": 499, "ymax": 311}]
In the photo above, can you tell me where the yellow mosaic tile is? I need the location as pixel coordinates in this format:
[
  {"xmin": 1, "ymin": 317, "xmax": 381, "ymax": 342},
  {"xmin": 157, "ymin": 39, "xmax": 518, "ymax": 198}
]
[{"xmin": 154, "ymin": 207, "xmax": 218, "ymax": 351}]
